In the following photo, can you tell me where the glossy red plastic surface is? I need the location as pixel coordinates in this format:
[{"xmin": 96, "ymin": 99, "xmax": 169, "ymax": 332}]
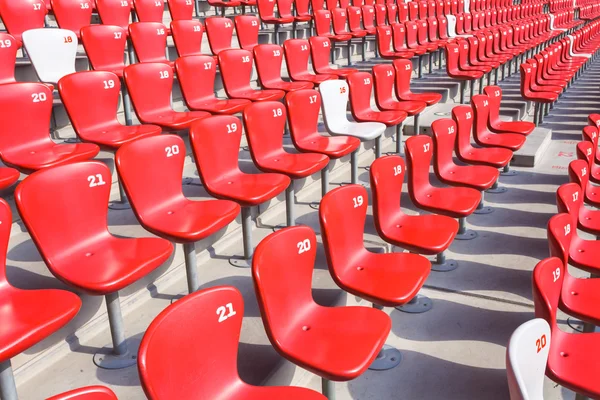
[
  {"xmin": 0, "ymin": 198, "xmax": 81, "ymax": 363},
  {"xmin": 124, "ymin": 63, "xmax": 210, "ymax": 130},
  {"xmin": 0, "ymin": 83, "xmax": 100, "ymax": 173},
  {"xmin": 133, "ymin": 0, "xmax": 164, "ymax": 22},
  {"xmin": 0, "ymin": 33, "xmax": 17, "ymax": 85},
  {"xmin": 347, "ymin": 72, "xmax": 407, "ymax": 126},
  {"xmin": 283, "ymin": 39, "xmax": 338, "ymax": 84},
  {"xmin": 51, "ymin": 0, "xmax": 93, "ymax": 39},
  {"xmin": 15, "ymin": 161, "xmax": 174, "ymax": 295},
  {"xmin": 96, "ymin": 0, "xmax": 131, "ymax": 30},
  {"xmin": 235, "ymin": 15, "xmax": 260, "ymax": 51},
  {"xmin": 167, "ymin": 0, "xmax": 193, "ymax": 20},
  {"xmin": 46, "ymin": 386, "xmax": 118, "ymax": 400},
  {"xmin": 252, "ymin": 226, "xmax": 391, "ymax": 381},
  {"xmin": 129, "ymin": 22, "xmax": 174, "ymax": 67},
  {"xmin": 309, "ymin": 36, "xmax": 358, "ymax": 78},
  {"xmin": 205, "ymin": 17, "xmax": 234, "ymax": 56},
  {"xmin": 372, "ymin": 64, "xmax": 427, "ymax": 115},
  {"xmin": 81, "ymin": 25, "xmax": 128, "ymax": 77},
  {"xmin": 0, "ymin": 0, "xmax": 47, "ymax": 45},
  {"xmin": 471, "ymin": 94, "xmax": 526, "ymax": 151},
  {"xmin": 314, "ymin": 10, "xmax": 352, "ymax": 42},
  {"xmin": 392, "ymin": 59, "xmax": 442, "ymax": 105},
  {"xmin": 138, "ymin": 285, "xmax": 327, "ymax": 400},
  {"xmin": 170, "ymin": 20, "xmax": 203, "ymax": 57},
  {"xmin": 253, "ymin": 44, "xmax": 314, "ymax": 91},
  {"xmin": 116, "ymin": 135, "xmax": 240, "ymax": 243},
  {"xmin": 405, "ymin": 135, "xmax": 480, "ymax": 218},
  {"xmin": 370, "ymin": 155, "xmax": 458, "ymax": 255},
  {"xmin": 483, "ymin": 86, "xmax": 535, "ymax": 135},
  {"xmin": 189, "ymin": 116, "xmax": 290, "ymax": 207}
]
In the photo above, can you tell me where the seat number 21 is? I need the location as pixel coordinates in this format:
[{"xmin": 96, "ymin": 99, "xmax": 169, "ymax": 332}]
[{"xmin": 217, "ymin": 303, "xmax": 237, "ymax": 323}]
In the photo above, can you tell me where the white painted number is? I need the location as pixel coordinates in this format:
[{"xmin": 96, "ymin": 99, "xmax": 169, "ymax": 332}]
[
  {"xmin": 80, "ymin": 2, "xmax": 90, "ymax": 8},
  {"xmin": 157, "ymin": 28, "xmax": 165, "ymax": 35},
  {"xmin": 423, "ymin": 143, "xmax": 430, "ymax": 152},
  {"xmin": 272, "ymin": 108, "xmax": 283, "ymax": 117},
  {"xmin": 103, "ymin": 80, "xmax": 115, "ymax": 89},
  {"xmin": 87, "ymin": 174, "xmax": 106, "ymax": 187},
  {"xmin": 573, "ymin": 191, "xmax": 579, "ymax": 202},
  {"xmin": 165, "ymin": 145, "xmax": 180, "ymax": 157},
  {"xmin": 33, "ymin": 3, "xmax": 42, "ymax": 10},
  {"xmin": 226, "ymin": 123, "xmax": 237, "ymax": 133},
  {"xmin": 242, "ymin": 55, "xmax": 250, "ymax": 63},
  {"xmin": 309, "ymin": 95, "xmax": 317, "ymax": 104},
  {"xmin": 216, "ymin": 303, "xmax": 237, "ymax": 322},
  {"xmin": 204, "ymin": 62, "xmax": 212, "ymax": 69},
  {"xmin": 552, "ymin": 267, "xmax": 561, "ymax": 282},
  {"xmin": 160, "ymin": 70, "xmax": 169, "ymax": 79},
  {"xmin": 353, "ymin": 195, "xmax": 364, "ymax": 208},
  {"xmin": 114, "ymin": 31, "xmax": 122, "ymax": 39},
  {"xmin": 193, "ymin": 25, "xmax": 201, "ymax": 32},
  {"xmin": 273, "ymin": 49, "xmax": 281, "ymax": 56},
  {"xmin": 31, "ymin": 92, "xmax": 47, "ymax": 102},
  {"xmin": 0, "ymin": 40, "xmax": 11, "ymax": 48},
  {"xmin": 297, "ymin": 239, "xmax": 311, "ymax": 254},
  {"xmin": 394, "ymin": 165, "xmax": 402, "ymax": 176},
  {"xmin": 564, "ymin": 223, "xmax": 571, "ymax": 236}
]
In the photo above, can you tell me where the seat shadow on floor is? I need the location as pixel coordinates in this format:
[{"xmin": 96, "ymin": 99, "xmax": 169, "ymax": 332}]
[
  {"xmin": 424, "ymin": 259, "xmax": 534, "ymax": 302},
  {"xmin": 485, "ymin": 186, "xmax": 558, "ymax": 206},
  {"xmin": 497, "ymin": 170, "xmax": 568, "ymax": 187},
  {"xmin": 468, "ymin": 207, "xmax": 554, "ymax": 230},
  {"xmin": 391, "ymin": 297, "xmax": 531, "ymax": 347},
  {"xmin": 450, "ymin": 229, "xmax": 548, "ymax": 261},
  {"xmin": 348, "ymin": 350, "xmax": 510, "ymax": 400}
]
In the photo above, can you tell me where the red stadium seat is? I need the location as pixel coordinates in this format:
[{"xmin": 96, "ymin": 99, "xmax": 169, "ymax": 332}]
[
  {"xmin": 0, "ymin": 199, "xmax": 81, "ymax": 400},
  {"xmin": 50, "ymin": 0, "xmax": 93, "ymax": 39},
  {"xmin": 332, "ymin": 7, "xmax": 367, "ymax": 64},
  {"xmin": 393, "ymin": 59, "xmax": 442, "ymax": 105},
  {"xmin": 244, "ymin": 101, "xmax": 328, "ymax": 226},
  {"xmin": 218, "ymin": 49, "xmax": 286, "ymax": 101},
  {"xmin": 283, "ymin": 39, "xmax": 338, "ymax": 84},
  {"xmin": 138, "ymin": 286, "xmax": 327, "ymax": 400},
  {"xmin": 372, "ymin": 63, "xmax": 427, "ymax": 141},
  {"xmin": 124, "ymin": 63, "xmax": 210, "ymax": 130},
  {"xmin": 167, "ymin": 0, "xmax": 193, "ymax": 20},
  {"xmin": 375, "ymin": 25, "xmax": 415, "ymax": 60},
  {"xmin": 58, "ymin": 71, "xmax": 162, "ymax": 148},
  {"xmin": 0, "ymin": 0, "xmax": 47, "ymax": 46},
  {"xmin": 308, "ymin": 36, "xmax": 358, "ymax": 78},
  {"xmin": 347, "ymin": 72, "xmax": 407, "ymax": 152},
  {"xmin": 235, "ymin": 15, "xmax": 260, "ymax": 51},
  {"xmin": 0, "ymin": 168, "xmax": 20, "ymax": 191},
  {"xmin": 175, "ymin": 55, "xmax": 251, "ymax": 114},
  {"xmin": 580, "ymin": 126, "xmax": 600, "ymax": 184},
  {"xmin": 257, "ymin": 0, "xmax": 294, "ymax": 44},
  {"xmin": 533, "ymin": 255, "xmax": 600, "ymax": 399},
  {"xmin": 206, "ymin": 0, "xmax": 241, "ymax": 16},
  {"xmin": 483, "ymin": 86, "xmax": 535, "ymax": 136},
  {"xmin": 253, "ymin": 225, "xmax": 391, "ymax": 390},
  {"xmin": 115, "ymin": 135, "xmax": 240, "ymax": 293},
  {"xmin": 253, "ymin": 44, "xmax": 314, "ymax": 91},
  {"xmin": 445, "ymin": 41, "xmax": 483, "ymax": 103},
  {"xmin": 170, "ymin": 20, "xmax": 204, "ymax": 58},
  {"xmin": 405, "ymin": 135, "xmax": 480, "ymax": 239},
  {"xmin": 471, "ymin": 94, "xmax": 526, "ymax": 151},
  {"xmin": 15, "ymin": 161, "xmax": 173, "ymax": 369},
  {"xmin": 286, "ymin": 89, "xmax": 361, "ymax": 200},
  {"xmin": 0, "ymin": 33, "xmax": 18, "ymax": 85},
  {"xmin": 277, "ymin": 0, "xmax": 311, "ymax": 39},
  {"xmin": 133, "ymin": 0, "xmax": 165, "ymax": 23},
  {"xmin": 96, "ymin": 0, "xmax": 132, "ymax": 30},
  {"xmin": 189, "ymin": 116, "xmax": 290, "ymax": 267},
  {"xmin": 431, "ymin": 118, "xmax": 499, "ymax": 213},
  {"xmin": 557, "ymin": 182, "xmax": 600, "ymax": 239},
  {"xmin": 569, "ymin": 157, "xmax": 600, "ymax": 209},
  {"xmin": 371, "ymin": 155, "xmax": 459, "ymax": 273},
  {"xmin": 47, "ymin": 386, "xmax": 118, "ymax": 400},
  {"xmin": 81, "ymin": 25, "xmax": 128, "ymax": 78},
  {"xmin": 129, "ymin": 22, "xmax": 173, "ymax": 67},
  {"xmin": 314, "ymin": 9, "xmax": 352, "ymax": 60},
  {"xmin": 205, "ymin": 17, "xmax": 234, "ymax": 57},
  {"xmin": 0, "ymin": 83, "xmax": 100, "ymax": 173},
  {"xmin": 319, "ymin": 182, "xmax": 431, "ymax": 328}
]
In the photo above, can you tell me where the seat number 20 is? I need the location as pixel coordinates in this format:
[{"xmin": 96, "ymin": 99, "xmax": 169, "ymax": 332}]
[{"xmin": 297, "ymin": 238, "xmax": 311, "ymax": 254}]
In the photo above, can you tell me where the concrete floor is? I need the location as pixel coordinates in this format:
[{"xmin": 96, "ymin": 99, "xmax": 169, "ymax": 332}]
[{"xmin": 10, "ymin": 38, "xmax": 600, "ymax": 400}]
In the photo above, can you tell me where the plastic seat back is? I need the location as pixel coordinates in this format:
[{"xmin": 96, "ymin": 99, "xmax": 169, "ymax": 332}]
[
  {"xmin": 205, "ymin": 17, "xmax": 234, "ymax": 56},
  {"xmin": 283, "ymin": 39, "xmax": 313, "ymax": 80},
  {"xmin": 451, "ymin": 105, "xmax": 476, "ymax": 155},
  {"xmin": 22, "ymin": 28, "xmax": 77, "ymax": 84},
  {"xmin": 372, "ymin": 64, "xmax": 396, "ymax": 108},
  {"xmin": 568, "ymin": 159, "xmax": 590, "ymax": 194},
  {"xmin": 405, "ymin": 135, "xmax": 435, "ymax": 201},
  {"xmin": 124, "ymin": 63, "xmax": 174, "ymax": 122},
  {"xmin": 376, "ymin": 25, "xmax": 395, "ymax": 55},
  {"xmin": 332, "ymin": 8, "xmax": 351, "ymax": 35},
  {"xmin": 50, "ymin": 0, "xmax": 93, "ymax": 38},
  {"xmin": 347, "ymin": 71, "xmax": 376, "ymax": 116},
  {"xmin": 81, "ymin": 25, "xmax": 127, "ymax": 74},
  {"xmin": 243, "ymin": 101, "xmax": 287, "ymax": 164},
  {"xmin": 139, "ymin": 286, "xmax": 246, "ymax": 400},
  {"xmin": 171, "ymin": 20, "xmax": 203, "ymax": 57},
  {"xmin": 133, "ymin": 0, "xmax": 164, "ymax": 22},
  {"xmin": 58, "ymin": 71, "xmax": 124, "ymax": 137},
  {"xmin": 15, "ymin": 161, "xmax": 112, "ymax": 266},
  {"xmin": 96, "ymin": 0, "xmax": 132, "ymax": 29},
  {"xmin": 471, "ymin": 94, "xmax": 492, "ymax": 135},
  {"xmin": 431, "ymin": 118, "xmax": 459, "ymax": 172},
  {"xmin": 116, "ymin": 135, "xmax": 188, "ymax": 220},
  {"xmin": 0, "ymin": 0, "xmax": 47, "ymax": 45},
  {"xmin": 314, "ymin": 10, "xmax": 334, "ymax": 36},
  {"xmin": 235, "ymin": 15, "xmax": 260, "ymax": 51},
  {"xmin": 218, "ymin": 49, "xmax": 255, "ymax": 97},
  {"xmin": 362, "ymin": 5, "xmax": 376, "ymax": 29},
  {"xmin": 309, "ymin": 36, "xmax": 334, "ymax": 73},
  {"xmin": 348, "ymin": 6, "xmax": 364, "ymax": 33},
  {"xmin": 320, "ymin": 184, "xmax": 369, "ymax": 273},
  {"xmin": 167, "ymin": 0, "xmax": 193, "ymax": 20},
  {"xmin": 320, "ymin": 79, "xmax": 351, "ymax": 132},
  {"xmin": 129, "ymin": 22, "xmax": 170, "ymax": 64},
  {"xmin": 296, "ymin": 0, "xmax": 311, "ymax": 17},
  {"xmin": 47, "ymin": 386, "xmax": 118, "ymax": 400},
  {"xmin": 189, "ymin": 116, "xmax": 245, "ymax": 193},
  {"xmin": 253, "ymin": 44, "xmax": 286, "ymax": 88},
  {"xmin": 0, "ymin": 34, "xmax": 18, "ymax": 85},
  {"xmin": 392, "ymin": 58, "xmax": 414, "ymax": 98},
  {"xmin": 391, "ymin": 23, "xmax": 409, "ymax": 52},
  {"xmin": 374, "ymin": 4, "xmax": 386, "ymax": 26},
  {"xmin": 286, "ymin": 89, "xmax": 323, "ymax": 144},
  {"xmin": 556, "ymin": 182, "xmax": 583, "ymax": 233},
  {"xmin": 533, "ymin": 251, "xmax": 566, "ymax": 331},
  {"xmin": 369, "ymin": 155, "xmax": 407, "ymax": 237},
  {"xmin": 174, "ymin": 55, "xmax": 219, "ymax": 108},
  {"xmin": 252, "ymin": 226, "xmax": 318, "ymax": 344}
]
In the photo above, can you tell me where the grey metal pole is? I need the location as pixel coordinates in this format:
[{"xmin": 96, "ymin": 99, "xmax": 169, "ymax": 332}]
[
  {"xmin": 241, "ymin": 207, "xmax": 253, "ymax": 259},
  {"xmin": 375, "ymin": 136, "xmax": 382, "ymax": 159},
  {"xmin": 0, "ymin": 360, "xmax": 17, "ymax": 400},
  {"xmin": 184, "ymin": 242, "xmax": 199, "ymax": 293},
  {"xmin": 458, "ymin": 217, "xmax": 467, "ymax": 235},
  {"xmin": 106, "ymin": 292, "xmax": 128, "ymax": 356},
  {"xmin": 285, "ymin": 185, "xmax": 295, "ymax": 227},
  {"xmin": 460, "ymin": 81, "xmax": 466, "ymax": 104},
  {"xmin": 479, "ymin": 77, "xmax": 484, "ymax": 94},
  {"xmin": 396, "ymin": 124, "xmax": 403, "ymax": 154},
  {"xmin": 347, "ymin": 40, "xmax": 352, "ymax": 67},
  {"xmin": 413, "ymin": 114, "xmax": 419, "ymax": 136},
  {"xmin": 418, "ymin": 56, "xmax": 423, "ymax": 78},
  {"xmin": 351, "ymin": 151, "xmax": 358, "ymax": 184},
  {"xmin": 322, "ymin": 377, "xmax": 336, "ymax": 400},
  {"xmin": 321, "ymin": 163, "xmax": 330, "ymax": 197},
  {"xmin": 470, "ymin": 80, "xmax": 475, "ymax": 100},
  {"xmin": 122, "ymin": 84, "xmax": 133, "ymax": 127}
]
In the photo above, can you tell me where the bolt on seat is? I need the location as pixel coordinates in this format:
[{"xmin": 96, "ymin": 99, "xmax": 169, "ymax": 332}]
[
  {"xmin": 432, "ymin": 118, "xmax": 499, "ymax": 213},
  {"xmin": 116, "ymin": 134, "xmax": 240, "ymax": 294},
  {"xmin": 15, "ymin": 161, "xmax": 174, "ymax": 369},
  {"xmin": 47, "ymin": 386, "xmax": 118, "ymax": 400},
  {"xmin": 189, "ymin": 116, "xmax": 290, "ymax": 268},
  {"xmin": 0, "ymin": 199, "xmax": 81, "ymax": 400},
  {"xmin": 218, "ymin": 49, "xmax": 286, "ymax": 102},
  {"xmin": 371, "ymin": 155, "xmax": 459, "ymax": 273},
  {"xmin": 286, "ymin": 89, "xmax": 361, "ymax": 205},
  {"xmin": 405, "ymin": 135, "xmax": 481, "ymax": 239},
  {"xmin": 253, "ymin": 44, "xmax": 315, "ymax": 92},
  {"xmin": 319, "ymin": 183, "xmax": 431, "ymax": 349},
  {"xmin": 175, "ymin": 55, "xmax": 251, "ymax": 115},
  {"xmin": 244, "ymin": 102, "xmax": 329, "ymax": 227},
  {"xmin": 483, "ymin": 86, "xmax": 535, "ymax": 136},
  {"xmin": 138, "ymin": 286, "xmax": 327, "ymax": 400},
  {"xmin": 253, "ymin": 226, "xmax": 392, "ymax": 398}
]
